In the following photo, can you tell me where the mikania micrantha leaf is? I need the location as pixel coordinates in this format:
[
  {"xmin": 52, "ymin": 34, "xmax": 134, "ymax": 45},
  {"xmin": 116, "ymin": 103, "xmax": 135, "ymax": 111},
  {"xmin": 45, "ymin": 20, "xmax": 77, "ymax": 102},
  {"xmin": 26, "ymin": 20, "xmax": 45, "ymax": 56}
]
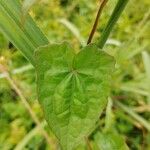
[{"xmin": 35, "ymin": 42, "xmax": 115, "ymax": 150}]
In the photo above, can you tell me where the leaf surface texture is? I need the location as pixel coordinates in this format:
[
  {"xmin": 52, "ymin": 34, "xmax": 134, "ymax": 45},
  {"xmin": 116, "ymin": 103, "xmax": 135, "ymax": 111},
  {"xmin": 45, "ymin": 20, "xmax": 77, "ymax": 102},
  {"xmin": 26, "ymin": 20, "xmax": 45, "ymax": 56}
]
[{"xmin": 35, "ymin": 42, "xmax": 115, "ymax": 150}]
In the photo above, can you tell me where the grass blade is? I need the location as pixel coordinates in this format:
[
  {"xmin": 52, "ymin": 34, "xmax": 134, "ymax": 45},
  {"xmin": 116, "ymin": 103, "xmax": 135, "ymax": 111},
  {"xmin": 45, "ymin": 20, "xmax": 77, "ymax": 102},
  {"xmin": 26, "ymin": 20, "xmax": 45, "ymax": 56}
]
[
  {"xmin": 142, "ymin": 51, "xmax": 150, "ymax": 79},
  {"xmin": 116, "ymin": 101, "xmax": 150, "ymax": 132},
  {"xmin": 22, "ymin": 0, "xmax": 39, "ymax": 18},
  {"xmin": 14, "ymin": 121, "xmax": 47, "ymax": 150},
  {"xmin": 142, "ymin": 51, "xmax": 150, "ymax": 103},
  {"xmin": 0, "ymin": 0, "xmax": 49, "ymax": 66},
  {"xmin": 98, "ymin": 0, "xmax": 129, "ymax": 48}
]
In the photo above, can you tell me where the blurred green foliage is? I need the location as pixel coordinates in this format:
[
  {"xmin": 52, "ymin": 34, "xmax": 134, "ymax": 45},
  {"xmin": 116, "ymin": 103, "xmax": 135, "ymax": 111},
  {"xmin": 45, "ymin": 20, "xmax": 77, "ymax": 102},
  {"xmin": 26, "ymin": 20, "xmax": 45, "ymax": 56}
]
[{"xmin": 0, "ymin": 0, "xmax": 150, "ymax": 150}]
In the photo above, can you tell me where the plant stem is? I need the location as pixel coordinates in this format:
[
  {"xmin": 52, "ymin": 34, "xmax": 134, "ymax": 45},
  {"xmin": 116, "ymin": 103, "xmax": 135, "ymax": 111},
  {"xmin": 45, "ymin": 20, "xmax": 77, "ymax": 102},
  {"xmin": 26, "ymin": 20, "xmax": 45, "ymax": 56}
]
[
  {"xmin": 87, "ymin": 0, "xmax": 108, "ymax": 44},
  {"xmin": 98, "ymin": 0, "xmax": 129, "ymax": 48},
  {"xmin": 85, "ymin": 137, "xmax": 93, "ymax": 150}
]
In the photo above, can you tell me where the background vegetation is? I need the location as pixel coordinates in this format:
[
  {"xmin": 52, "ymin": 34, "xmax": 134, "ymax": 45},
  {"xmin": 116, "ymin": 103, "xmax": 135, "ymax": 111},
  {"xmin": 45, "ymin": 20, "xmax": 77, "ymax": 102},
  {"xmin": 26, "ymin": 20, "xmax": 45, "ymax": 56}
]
[{"xmin": 0, "ymin": 0, "xmax": 150, "ymax": 149}]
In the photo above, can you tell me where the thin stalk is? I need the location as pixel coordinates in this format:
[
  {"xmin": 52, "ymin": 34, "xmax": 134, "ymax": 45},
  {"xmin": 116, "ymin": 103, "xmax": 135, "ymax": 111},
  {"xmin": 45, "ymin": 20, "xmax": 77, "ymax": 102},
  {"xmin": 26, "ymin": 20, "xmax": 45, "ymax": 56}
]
[
  {"xmin": 104, "ymin": 98, "xmax": 114, "ymax": 132},
  {"xmin": 116, "ymin": 101, "xmax": 150, "ymax": 132},
  {"xmin": 98, "ymin": 0, "xmax": 129, "ymax": 48},
  {"xmin": 85, "ymin": 137, "xmax": 93, "ymax": 150},
  {"xmin": 0, "ymin": 64, "xmax": 56, "ymax": 150},
  {"xmin": 87, "ymin": 0, "xmax": 108, "ymax": 44}
]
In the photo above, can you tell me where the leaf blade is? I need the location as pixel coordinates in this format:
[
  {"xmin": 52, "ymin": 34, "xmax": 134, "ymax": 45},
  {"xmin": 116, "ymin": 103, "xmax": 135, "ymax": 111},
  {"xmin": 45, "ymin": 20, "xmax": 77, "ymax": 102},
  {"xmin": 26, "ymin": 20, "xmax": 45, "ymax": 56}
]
[{"xmin": 35, "ymin": 42, "xmax": 115, "ymax": 150}]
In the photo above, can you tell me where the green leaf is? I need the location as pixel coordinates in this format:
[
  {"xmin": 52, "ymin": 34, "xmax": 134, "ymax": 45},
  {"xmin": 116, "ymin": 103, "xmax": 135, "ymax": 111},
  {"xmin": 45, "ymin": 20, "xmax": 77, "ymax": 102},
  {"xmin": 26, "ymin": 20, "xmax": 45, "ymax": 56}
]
[
  {"xmin": 94, "ymin": 131, "xmax": 129, "ymax": 150},
  {"xmin": 35, "ymin": 42, "xmax": 115, "ymax": 150},
  {"xmin": 0, "ymin": 0, "xmax": 49, "ymax": 66}
]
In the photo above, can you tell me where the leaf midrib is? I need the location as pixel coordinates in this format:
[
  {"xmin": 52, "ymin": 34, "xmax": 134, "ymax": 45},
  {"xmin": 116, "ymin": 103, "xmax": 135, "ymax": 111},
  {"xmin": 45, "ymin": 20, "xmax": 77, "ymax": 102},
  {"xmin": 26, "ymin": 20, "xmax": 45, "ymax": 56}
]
[{"xmin": 51, "ymin": 67, "xmax": 90, "ymax": 149}]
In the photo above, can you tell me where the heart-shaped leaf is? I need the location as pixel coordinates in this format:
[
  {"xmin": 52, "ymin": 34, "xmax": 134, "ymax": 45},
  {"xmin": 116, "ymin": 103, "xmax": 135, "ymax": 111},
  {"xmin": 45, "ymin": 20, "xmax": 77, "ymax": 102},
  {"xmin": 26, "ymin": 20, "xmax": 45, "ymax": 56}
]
[{"xmin": 35, "ymin": 42, "xmax": 115, "ymax": 150}]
